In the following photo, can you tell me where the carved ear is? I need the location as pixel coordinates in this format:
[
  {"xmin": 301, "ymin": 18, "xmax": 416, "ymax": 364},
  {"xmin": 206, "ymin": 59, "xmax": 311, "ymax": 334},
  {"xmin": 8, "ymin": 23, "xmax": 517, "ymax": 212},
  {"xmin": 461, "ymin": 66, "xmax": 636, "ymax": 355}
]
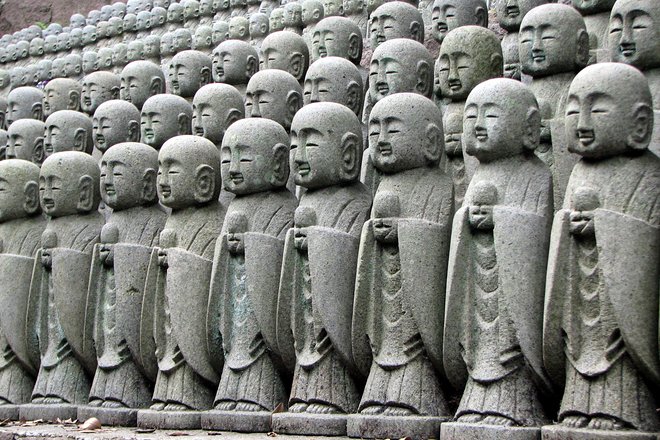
[
  {"xmin": 474, "ymin": 6, "xmax": 487, "ymax": 27},
  {"xmin": 409, "ymin": 21, "xmax": 422, "ymax": 43},
  {"xmin": 32, "ymin": 137, "xmax": 45, "ymax": 164},
  {"xmin": 522, "ymin": 107, "xmax": 541, "ymax": 151},
  {"xmin": 200, "ymin": 66, "xmax": 212, "ymax": 86},
  {"xmin": 110, "ymin": 85, "xmax": 121, "ymax": 99},
  {"xmin": 285, "ymin": 90, "xmax": 302, "ymax": 127},
  {"xmin": 346, "ymin": 80, "xmax": 362, "ymax": 117},
  {"xmin": 74, "ymin": 64, "xmax": 82, "ymax": 75},
  {"xmin": 128, "ymin": 119, "xmax": 140, "ymax": 141},
  {"xmin": 193, "ymin": 163, "xmax": 215, "ymax": 203},
  {"xmin": 348, "ymin": 33, "xmax": 361, "ymax": 64},
  {"xmin": 628, "ymin": 103, "xmax": 653, "ymax": 150},
  {"xmin": 260, "ymin": 23, "xmax": 267, "ymax": 33},
  {"xmin": 288, "ymin": 51, "xmax": 304, "ymax": 81},
  {"xmin": 23, "ymin": 181, "xmax": 40, "ymax": 215},
  {"xmin": 575, "ymin": 29, "xmax": 590, "ymax": 69},
  {"xmin": 77, "ymin": 175, "xmax": 94, "ymax": 212},
  {"xmin": 339, "ymin": 131, "xmax": 360, "ymax": 182},
  {"xmin": 226, "ymin": 108, "xmax": 242, "ymax": 126},
  {"xmin": 269, "ymin": 142, "xmax": 289, "ymax": 187},
  {"xmin": 424, "ymin": 123, "xmax": 442, "ymax": 164},
  {"xmin": 68, "ymin": 90, "xmax": 81, "ymax": 110},
  {"xmin": 415, "ymin": 60, "xmax": 432, "ymax": 98},
  {"xmin": 150, "ymin": 76, "xmax": 164, "ymax": 95},
  {"xmin": 73, "ymin": 128, "xmax": 89, "ymax": 152},
  {"xmin": 142, "ymin": 168, "xmax": 158, "ymax": 203},
  {"xmin": 490, "ymin": 53, "xmax": 503, "ymax": 78},
  {"xmin": 246, "ymin": 54, "xmax": 258, "ymax": 79},
  {"xmin": 177, "ymin": 112, "xmax": 191, "ymax": 134},
  {"xmin": 32, "ymin": 102, "xmax": 43, "ymax": 121}
]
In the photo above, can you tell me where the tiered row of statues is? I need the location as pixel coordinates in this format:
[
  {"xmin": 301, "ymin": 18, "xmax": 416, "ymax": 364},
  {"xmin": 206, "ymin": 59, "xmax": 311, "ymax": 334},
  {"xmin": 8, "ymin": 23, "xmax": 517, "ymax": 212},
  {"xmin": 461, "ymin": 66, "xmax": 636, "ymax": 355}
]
[{"xmin": 0, "ymin": 0, "xmax": 657, "ymax": 439}]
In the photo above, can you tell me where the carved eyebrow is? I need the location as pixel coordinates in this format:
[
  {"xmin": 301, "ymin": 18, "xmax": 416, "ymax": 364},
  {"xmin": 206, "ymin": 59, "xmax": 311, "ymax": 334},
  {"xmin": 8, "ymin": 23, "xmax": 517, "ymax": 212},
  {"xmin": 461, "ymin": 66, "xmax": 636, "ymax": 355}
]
[{"xmin": 300, "ymin": 127, "xmax": 324, "ymax": 136}]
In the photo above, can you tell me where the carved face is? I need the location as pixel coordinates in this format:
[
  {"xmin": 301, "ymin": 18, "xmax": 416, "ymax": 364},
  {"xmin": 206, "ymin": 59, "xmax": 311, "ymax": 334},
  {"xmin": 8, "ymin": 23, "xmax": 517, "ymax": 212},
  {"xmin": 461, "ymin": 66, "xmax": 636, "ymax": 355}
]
[
  {"xmin": 168, "ymin": 4, "xmax": 185, "ymax": 22},
  {"xmin": 156, "ymin": 145, "xmax": 198, "ymax": 209},
  {"xmin": 7, "ymin": 92, "xmax": 42, "ymax": 126},
  {"xmin": 141, "ymin": 101, "xmax": 188, "ymax": 149},
  {"xmin": 7, "ymin": 122, "xmax": 44, "ymax": 162},
  {"xmin": 97, "ymin": 21, "xmax": 110, "ymax": 38},
  {"xmin": 161, "ymin": 34, "xmax": 175, "ymax": 55},
  {"xmin": 249, "ymin": 15, "xmax": 269, "ymax": 37},
  {"xmin": 229, "ymin": 17, "xmax": 249, "ymax": 39},
  {"xmin": 128, "ymin": 42, "xmax": 144, "ymax": 61},
  {"xmin": 303, "ymin": 61, "xmax": 360, "ymax": 110},
  {"xmin": 572, "ymin": 0, "xmax": 616, "ymax": 15},
  {"xmin": 174, "ymin": 30, "xmax": 193, "ymax": 51},
  {"xmin": 83, "ymin": 53, "xmax": 98, "ymax": 74},
  {"xmin": 609, "ymin": 0, "xmax": 660, "ymax": 70},
  {"xmin": 221, "ymin": 137, "xmax": 273, "ymax": 195},
  {"xmin": 225, "ymin": 212, "xmax": 247, "ymax": 254},
  {"xmin": 496, "ymin": 0, "xmax": 547, "ymax": 31},
  {"xmin": 284, "ymin": 3, "xmax": 303, "ymax": 26},
  {"xmin": 212, "ymin": 22, "xmax": 229, "ymax": 45},
  {"xmin": 245, "ymin": 76, "xmax": 297, "ymax": 127},
  {"xmin": 200, "ymin": 0, "xmax": 214, "ymax": 15},
  {"xmin": 185, "ymin": 1, "xmax": 200, "ymax": 18},
  {"xmin": 170, "ymin": 58, "xmax": 204, "ymax": 97},
  {"xmin": 259, "ymin": 0, "xmax": 276, "ymax": 14},
  {"xmin": 88, "ymin": 10, "xmax": 102, "ymax": 25},
  {"xmin": 369, "ymin": 55, "xmax": 419, "ymax": 102},
  {"xmin": 93, "ymin": 108, "xmax": 137, "ymax": 153},
  {"xmin": 144, "ymin": 37, "xmax": 161, "ymax": 58},
  {"xmin": 38, "ymin": 159, "xmax": 83, "ymax": 217},
  {"xmin": 323, "ymin": 0, "xmax": 342, "ymax": 16},
  {"xmin": 81, "ymin": 78, "xmax": 115, "ymax": 114},
  {"xmin": 136, "ymin": 12, "xmax": 151, "ymax": 30},
  {"xmin": 70, "ymin": 29, "xmax": 83, "ymax": 47},
  {"xmin": 44, "ymin": 114, "xmax": 90, "ymax": 156},
  {"xmin": 82, "ymin": 26, "xmax": 97, "ymax": 44},
  {"xmin": 432, "ymin": 0, "xmax": 470, "ymax": 43},
  {"xmin": 0, "ymin": 171, "xmax": 28, "ymax": 222},
  {"xmin": 212, "ymin": 45, "xmax": 249, "ymax": 83},
  {"xmin": 71, "ymin": 14, "xmax": 87, "ymax": 28},
  {"xmin": 65, "ymin": 56, "xmax": 82, "ymax": 77},
  {"xmin": 113, "ymin": 45, "xmax": 129, "ymax": 67},
  {"xmin": 44, "ymin": 83, "xmax": 72, "ymax": 116},
  {"xmin": 100, "ymin": 155, "xmax": 144, "ymax": 210},
  {"xmin": 30, "ymin": 39, "xmax": 45, "ymax": 57},
  {"xmin": 467, "ymin": 182, "xmax": 496, "ymax": 229},
  {"xmin": 124, "ymin": 14, "xmax": 137, "ymax": 31},
  {"xmin": 269, "ymin": 9, "xmax": 285, "ymax": 31},
  {"xmin": 290, "ymin": 123, "xmax": 343, "ymax": 188}
]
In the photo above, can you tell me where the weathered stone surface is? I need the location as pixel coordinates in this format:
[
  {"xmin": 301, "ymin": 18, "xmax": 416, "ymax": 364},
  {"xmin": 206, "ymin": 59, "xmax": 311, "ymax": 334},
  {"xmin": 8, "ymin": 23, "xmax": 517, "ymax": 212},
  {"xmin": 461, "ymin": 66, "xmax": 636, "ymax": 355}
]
[{"xmin": 443, "ymin": 422, "xmax": 541, "ymax": 440}]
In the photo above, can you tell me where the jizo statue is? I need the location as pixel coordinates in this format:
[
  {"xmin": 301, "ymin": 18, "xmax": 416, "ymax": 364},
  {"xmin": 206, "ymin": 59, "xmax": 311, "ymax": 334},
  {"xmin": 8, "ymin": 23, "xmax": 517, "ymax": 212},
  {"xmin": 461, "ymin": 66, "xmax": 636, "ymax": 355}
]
[
  {"xmin": 120, "ymin": 61, "xmax": 166, "ymax": 111},
  {"xmin": 572, "ymin": 0, "xmax": 616, "ymax": 63},
  {"xmin": 140, "ymin": 95, "xmax": 192, "ymax": 150},
  {"xmin": 6, "ymin": 119, "xmax": 46, "ymax": 165},
  {"xmin": 369, "ymin": 2, "xmax": 424, "ymax": 50},
  {"xmin": 431, "ymin": 0, "xmax": 487, "ymax": 44},
  {"xmin": 43, "ymin": 78, "xmax": 81, "ymax": 117},
  {"xmin": 260, "ymin": 31, "xmax": 309, "ymax": 83},
  {"xmin": 6, "ymin": 87, "xmax": 43, "ymax": 126},
  {"xmin": 191, "ymin": 83, "xmax": 244, "ymax": 146},
  {"xmin": 81, "ymin": 71, "xmax": 121, "ymax": 116},
  {"xmin": 168, "ymin": 50, "xmax": 212, "ymax": 101},
  {"xmin": 245, "ymin": 70, "xmax": 303, "ymax": 132},
  {"xmin": 211, "ymin": 40, "xmax": 259, "ymax": 95},
  {"xmin": 43, "ymin": 110, "xmax": 94, "ymax": 157},
  {"xmin": 92, "ymin": 100, "xmax": 142, "ymax": 153}
]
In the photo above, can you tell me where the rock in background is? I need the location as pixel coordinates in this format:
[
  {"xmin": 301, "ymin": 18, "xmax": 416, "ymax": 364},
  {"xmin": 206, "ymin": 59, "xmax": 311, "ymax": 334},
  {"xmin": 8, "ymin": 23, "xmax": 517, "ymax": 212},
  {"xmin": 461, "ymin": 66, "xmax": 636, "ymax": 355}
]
[{"xmin": 0, "ymin": 0, "xmax": 112, "ymax": 35}]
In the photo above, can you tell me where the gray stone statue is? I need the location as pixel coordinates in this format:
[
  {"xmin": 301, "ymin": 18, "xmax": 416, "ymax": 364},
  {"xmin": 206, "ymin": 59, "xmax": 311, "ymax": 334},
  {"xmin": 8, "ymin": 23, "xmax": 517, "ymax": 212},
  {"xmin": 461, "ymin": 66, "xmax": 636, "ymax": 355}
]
[
  {"xmin": 6, "ymin": 119, "xmax": 46, "ymax": 165},
  {"xmin": 0, "ymin": 130, "xmax": 6, "ymax": 160},
  {"xmin": 543, "ymin": 62, "xmax": 660, "ymax": 439},
  {"xmin": 573, "ymin": 0, "xmax": 615, "ymax": 63},
  {"xmin": 123, "ymin": 14, "xmax": 138, "ymax": 42},
  {"xmin": 311, "ymin": 17, "xmax": 363, "ymax": 77},
  {"xmin": 136, "ymin": 135, "xmax": 227, "ymax": 429},
  {"xmin": 168, "ymin": 50, "xmax": 212, "ymax": 101},
  {"xmin": 193, "ymin": 25, "xmax": 214, "ymax": 53},
  {"xmin": 211, "ymin": 40, "xmax": 259, "ymax": 95},
  {"xmin": 50, "ymin": 59, "xmax": 67, "ymax": 80},
  {"xmin": 269, "ymin": 8, "xmax": 286, "ymax": 33},
  {"xmin": 191, "ymin": 83, "xmax": 244, "ymax": 146},
  {"xmin": 442, "ymin": 78, "xmax": 553, "ymax": 440},
  {"xmin": 437, "ymin": 26, "xmax": 502, "ymax": 208},
  {"xmin": 127, "ymin": 41, "xmax": 145, "ymax": 63},
  {"xmin": 520, "ymin": 3, "xmax": 589, "ymax": 209},
  {"xmin": 0, "ymin": 159, "xmax": 45, "ymax": 420},
  {"xmin": 143, "ymin": 35, "xmax": 162, "ymax": 64},
  {"xmin": 83, "ymin": 52, "xmax": 99, "ymax": 75},
  {"xmin": 249, "ymin": 13, "xmax": 269, "ymax": 53},
  {"xmin": 77, "ymin": 142, "xmax": 167, "ymax": 426},
  {"xmin": 261, "ymin": 31, "xmax": 309, "ymax": 83},
  {"xmin": 112, "ymin": 44, "xmax": 130, "ymax": 75},
  {"xmin": 199, "ymin": 0, "xmax": 215, "ymax": 26},
  {"xmin": 245, "ymin": 70, "xmax": 303, "ymax": 132},
  {"xmin": 283, "ymin": 2, "xmax": 304, "ymax": 34},
  {"xmin": 303, "ymin": 56, "xmax": 363, "ymax": 117},
  {"xmin": 343, "ymin": 0, "xmax": 367, "ymax": 38},
  {"xmin": 120, "ymin": 61, "xmax": 166, "ymax": 111},
  {"xmin": 97, "ymin": 48, "xmax": 115, "ymax": 72},
  {"xmin": 160, "ymin": 32, "xmax": 176, "ymax": 71},
  {"xmin": 19, "ymin": 151, "xmax": 103, "ymax": 422},
  {"xmin": 81, "ymin": 71, "xmax": 121, "ymax": 116},
  {"xmin": 136, "ymin": 11, "xmax": 152, "ymax": 39},
  {"xmin": 43, "ymin": 79, "xmax": 81, "ymax": 117},
  {"xmin": 184, "ymin": 0, "xmax": 202, "ymax": 31},
  {"xmin": 7, "ymin": 87, "xmax": 43, "ymax": 126},
  {"xmin": 82, "ymin": 25, "xmax": 98, "ymax": 50},
  {"xmin": 229, "ymin": 16, "xmax": 250, "ymax": 41},
  {"xmin": 140, "ymin": 95, "xmax": 192, "ymax": 150},
  {"xmin": 230, "ymin": 0, "xmax": 249, "ymax": 18},
  {"xmin": 202, "ymin": 118, "xmax": 297, "ymax": 432},
  {"xmin": 173, "ymin": 28, "xmax": 194, "ymax": 54},
  {"xmin": 212, "ymin": 21, "xmax": 230, "ymax": 46},
  {"xmin": 369, "ymin": 2, "xmax": 424, "ymax": 49},
  {"xmin": 301, "ymin": 0, "xmax": 324, "ymax": 51},
  {"xmin": 43, "ymin": 110, "xmax": 94, "ymax": 157},
  {"xmin": 215, "ymin": 0, "xmax": 232, "ymax": 22},
  {"xmin": 272, "ymin": 102, "xmax": 371, "ymax": 436},
  {"xmin": 323, "ymin": 0, "xmax": 343, "ymax": 17},
  {"xmin": 92, "ymin": 100, "xmax": 142, "ymax": 153},
  {"xmin": 151, "ymin": 7, "xmax": 168, "ymax": 36},
  {"xmin": 0, "ymin": 70, "xmax": 10, "ymax": 99},
  {"xmin": 167, "ymin": 3, "xmax": 186, "ymax": 31},
  {"xmin": 348, "ymin": 93, "xmax": 453, "ymax": 439},
  {"xmin": 431, "ymin": 0, "xmax": 487, "ymax": 44}
]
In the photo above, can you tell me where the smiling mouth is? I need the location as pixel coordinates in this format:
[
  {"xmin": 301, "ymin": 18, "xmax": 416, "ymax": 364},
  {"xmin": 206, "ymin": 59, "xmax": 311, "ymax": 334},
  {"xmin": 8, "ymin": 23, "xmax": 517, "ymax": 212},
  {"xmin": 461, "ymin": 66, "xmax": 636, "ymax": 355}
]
[
  {"xmin": 160, "ymin": 185, "xmax": 171, "ymax": 197},
  {"xmin": 620, "ymin": 44, "xmax": 636, "ymax": 57},
  {"xmin": 144, "ymin": 129, "xmax": 154, "ymax": 139},
  {"xmin": 577, "ymin": 130, "xmax": 595, "ymax": 146},
  {"xmin": 378, "ymin": 144, "xmax": 392, "ymax": 155},
  {"xmin": 376, "ymin": 82, "xmax": 389, "ymax": 94},
  {"xmin": 230, "ymin": 173, "xmax": 244, "ymax": 184},
  {"xmin": 506, "ymin": 6, "xmax": 519, "ymax": 16},
  {"xmin": 215, "ymin": 67, "xmax": 224, "ymax": 77},
  {"xmin": 83, "ymin": 96, "xmax": 92, "ymax": 106},
  {"xmin": 43, "ymin": 199, "xmax": 55, "ymax": 210},
  {"xmin": 297, "ymin": 162, "xmax": 310, "ymax": 175},
  {"xmin": 448, "ymin": 79, "xmax": 462, "ymax": 91},
  {"xmin": 96, "ymin": 134, "xmax": 105, "ymax": 143},
  {"xmin": 194, "ymin": 126, "xmax": 205, "ymax": 136},
  {"xmin": 318, "ymin": 47, "xmax": 327, "ymax": 57},
  {"xmin": 533, "ymin": 54, "xmax": 546, "ymax": 63},
  {"xmin": 104, "ymin": 184, "xmax": 115, "ymax": 195},
  {"xmin": 436, "ymin": 23, "xmax": 447, "ymax": 32},
  {"xmin": 44, "ymin": 143, "xmax": 53, "ymax": 154}
]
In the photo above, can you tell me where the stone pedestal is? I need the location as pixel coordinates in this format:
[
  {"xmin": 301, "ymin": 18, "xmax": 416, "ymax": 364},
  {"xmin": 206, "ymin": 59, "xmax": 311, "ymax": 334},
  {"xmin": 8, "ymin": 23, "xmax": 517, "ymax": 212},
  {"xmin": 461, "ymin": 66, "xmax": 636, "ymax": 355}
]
[
  {"xmin": 441, "ymin": 422, "xmax": 541, "ymax": 440},
  {"xmin": 77, "ymin": 405, "xmax": 139, "ymax": 426},
  {"xmin": 272, "ymin": 412, "xmax": 348, "ymax": 436},
  {"xmin": 0, "ymin": 404, "xmax": 20, "ymax": 420},
  {"xmin": 137, "ymin": 409, "xmax": 201, "ymax": 429},
  {"xmin": 542, "ymin": 425, "xmax": 660, "ymax": 440},
  {"xmin": 347, "ymin": 414, "xmax": 448, "ymax": 439},
  {"xmin": 201, "ymin": 410, "xmax": 272, "ymax": 433},
  {"xmin": 19, "ymin": 403, "xmax": 78, "ymax": 422}
]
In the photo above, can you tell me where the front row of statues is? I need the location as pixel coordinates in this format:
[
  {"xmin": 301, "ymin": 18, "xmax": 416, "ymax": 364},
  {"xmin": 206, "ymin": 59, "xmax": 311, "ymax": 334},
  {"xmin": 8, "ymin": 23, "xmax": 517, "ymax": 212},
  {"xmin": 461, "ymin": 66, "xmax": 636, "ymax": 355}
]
[{"xmin": 0, "ymin": 62, "xmax": 657, "ymax": 439}]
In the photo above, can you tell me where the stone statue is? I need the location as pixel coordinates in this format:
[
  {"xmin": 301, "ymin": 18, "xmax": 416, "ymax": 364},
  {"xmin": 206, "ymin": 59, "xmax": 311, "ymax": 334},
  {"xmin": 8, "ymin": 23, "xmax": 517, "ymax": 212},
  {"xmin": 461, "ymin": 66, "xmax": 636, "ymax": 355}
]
[
  {"xmin": 71, "ymin": 13, "xmax": 87, "ymax": 29},
  {"xmin": 136, "ymin": 135, "xmax": 227, "ymax": 429},
  {"xmin": 63, "ymin": 54, "xmax": 83, "ymax": 80},
  {"xmin": 0, "ymin": 97, "xmax": 6, "ymax": 129},
  {"xmin": 272, "ymin": 102, "xmax": 371, "ymax": 436},
  {"xmin": 77, "ymin": 142, "xmax": 167, "ymax": 426},
  {"xmin": 123, "ymin": 14, "xmax": 138, "ymax": 42},
  {"xmin": 283, "ymin": 2, "xmax": 304, "ymax": 34},
  {"xmin": 168, "ymin": 50, "xmax": 212, "ymax": 101},
  {"xmin": 249, "ymin": 13, "xmax": 269, "ymax": 53},
  {"xmin": 140, "ymin": 95, "xmax": 192, "ymax": 150},
  {"xmin": 0, "ymin": 159, "xmax": 45, "ymax": 420},
  {"xmin": 184, "ymin": 0, "xmax": 202, "ymax": 31},
  {"xmin": 29, "ymin": 38, "xmax": 45, "ymax": 62},
  {"xmin": 261, "ymin": 31, "xmax": 309, "ymax": 83},
  {"xmin": 19, "ymin": 151, "xmax": 103, "ymax": 422},
  {"xmin": 343, "ymin": 0, "xmax": 367, "ymax": 38},
  {"xmin": 230, "ymin": 0, "xmax": 249, "ymax": 18},
  {"xmin": 7, "ymin": 87, "xmax": 43, "ymax": 126},
  {"xmin": 269, "ymin": 8, "xmax": 286, "ymax": 33},
  {"xmin": 97, "ymin": 48, "xmax": 115, "ymax": 72},
  {"xmin": 50, "ymin": 59, "xmax": 67, "ymax": 80},
  {"xmin": 167, "ymin": 3, "xmax": 186, "ymax": 31},
  {"xmin": 43, "ymin": 110, "xmax": 94, "ymax": 157},
  {"xmin": 437, "ymin": 26, "xmax": 502, "ymax": 207},
  {"xmin": 215, "ymin": 0, "xmax": 232, "ymax": 22},
  {"xmin": 301, "ymin": 0, "xmax": 324, "ymax": 51},
  {"xmin": 229, "ymin": 16, "xmax": 250, "ymax": 41},
  {"xmin": 136, "ymin": 11, "xmax": 152, "ymax": 39},
  {"xmin": 199, "ymin": 0, "xmax": 215, "ymax": 26},
  {"xmin": 520, "ymin": 3, "xmax": 589, "ymax": 208},
  {"xmin": 6, "ymin": 119, "xmax": 46, "ymax": 165},
  {"xmin": 37, "ymin": 60, "xmax": 53, "ymax": 84},
  {"xmin": 259, "ymin": 0, "xmax": 278, "ymax": 16},
  {"xmin": 144, "ymin": 36, "xmax": 162, "ymax": 64},
  {"xmin": 70, "ymin": 29, "xmax": 84, "ymax": 54},
  {"xmin": 105, "ymin": 17, "xmax": 124, "ymax": 46},
  {"xmin": 245, "ymin": 70, "xmax": 303, "ymax": 132},
  {"xmin": 81, "ymin": 71, "xmax": 121, "ymax": 116},
  {"xmin": 191, "ymin": 83, "xmax": 244, "ymax": 146},
  {"xmin": 92, "ymin": 100, "xmax": 142, "ymax": 152},
  {"xmin": 442, "ymin": 78, "xmax": 553, "ymax": 440},
  {"xmin": 0, "ymin": 130, "xmax": 6, "ymax": 160},
  {"xmin": 113, "ymin": 1, "xmax": 128, "ymax": 17},
  {"xmin": 160, "ymin": 32, "xmax": 176, "ymax": 70},
  {"xmin": 173, "ymin": 28, "xmax": 194, "ymax": 54},
  {"xmin": 431, "ymin": 0, "xmax": 487, "ymax": 44},
  {"xmin": 112, "ymin": 44, "xmax": 130, "ymax": 75},
  {"xmin": 151, "ymin": 7, "xmax": 168, "ymax": 36},
  {"xmin": 369, "ymin": 2, "xmax": 424, "ymax": 50},
  {"xmin": 347, "ymin": 93, "xmax": 453, "ymax": 439},
  {"xmin": 609, "ymin": 0, "xmax": 660, "ymax": 156},
  {"xmin": 497, "ymin": 0, "xmax": 549, "ymax": 82},
  {"xmin": 82, "ymin": 25, "xmax": 98, "ymax": 50},
  {"xmin": 212, "ymin": 21, "xmax": 230, "ymax": 46},
  {"xmin": 202, "ymin": 118, "xmax": 297, "ymax": 432},
  {"xmin": 120, "ymin": 61, "xmax": 166, "ymax": 111},
  {"xmin": 211, "ymin": 40, "xmax": 259, "ymax": 95},
  {"xmin": 43, "ymin": 78, "xmax": 81, "ymax": 117},
  {"xmin": 193, "ymin": 26, "xmax": 214, "ymax": 54},
  {"xmin": 303, "ymin": 56, "xmax": 363, "ymax": 117},
  {"xmin": 543, "ymin": 62, "xmax": 660, "ymax": 439},
  {"xmin": 311, "ymin": 17, "xmax": 363, "ymax": 78},
  {"xmin": 127, "ymin": 41, "xmax": 145, "ymax": 63},
  {"xmin": 83, "ymin": 52, "xmax": 99, "ymax": 75},
  {"xmin": 101, "ymin": 5, "xmax": 114, "ymax": 21},
  {"xmin": 323, "ymin": 0, "xmax": 343, "ymax": 17},
  {"xmin": 573, "ymin": 0, "xmax": 615, "ymax": 63}
]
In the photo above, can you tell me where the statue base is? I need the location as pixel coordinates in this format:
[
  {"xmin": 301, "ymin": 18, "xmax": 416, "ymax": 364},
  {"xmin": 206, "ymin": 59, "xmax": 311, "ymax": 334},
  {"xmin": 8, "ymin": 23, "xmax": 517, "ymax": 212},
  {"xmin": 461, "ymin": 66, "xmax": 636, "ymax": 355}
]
[
  {"xmin": 77, "ymin": 405, "xmax": 139, "ymax": 426},
  {"xmin": 20, "ymin": 403, "xmax": 78, "ymax": 422},
  {"xmin": 201, "ymin": 409, "xmax": 271, "ymax": 432},
  {"xmin": 542, "ymin": 425, "xmax": 659, "ymax": 440},
  {"xmin": 441, "ymin": 422, "xmax": 541, "ymax": 440},
  {"xmin": 137, "ymin": 409, "xmax": 201, "ymax": 429},
  {"xmin": 272, "ymin": 412, "xmax": 347, "ymax": 436},
  {"xmin": 347, "ymin": 413, "xmax": 449, "ymax": 439},
  {"xmin": 0, "ymin": 404, "xmax": 20, "ymax": 420}
]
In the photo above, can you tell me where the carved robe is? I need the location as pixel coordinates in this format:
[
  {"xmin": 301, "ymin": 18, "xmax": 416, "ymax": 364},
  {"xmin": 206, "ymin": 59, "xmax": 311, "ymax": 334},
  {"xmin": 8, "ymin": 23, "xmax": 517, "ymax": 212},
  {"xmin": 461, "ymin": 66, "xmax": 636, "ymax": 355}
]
[
  {"xmin": 544, "ymin": 151, "xmax": 660, "ymax": 431},
  {"xmin": 352, "ymin": 167, "xmax": 453, "ymax": 416},
  {"xmin": 150, "ymin": 202, "xmax": 226, "ymax": 410},
  {"xmin": 278, "ymin": 183, "xmax": 371, "ymax": 413},
  {"xmin": 445, "ymin": 154, "xmax": 553, "ymax": 426},
  {"xmin": 208, "ymin": 190, "xmax": 297, "ymax": 410}
]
